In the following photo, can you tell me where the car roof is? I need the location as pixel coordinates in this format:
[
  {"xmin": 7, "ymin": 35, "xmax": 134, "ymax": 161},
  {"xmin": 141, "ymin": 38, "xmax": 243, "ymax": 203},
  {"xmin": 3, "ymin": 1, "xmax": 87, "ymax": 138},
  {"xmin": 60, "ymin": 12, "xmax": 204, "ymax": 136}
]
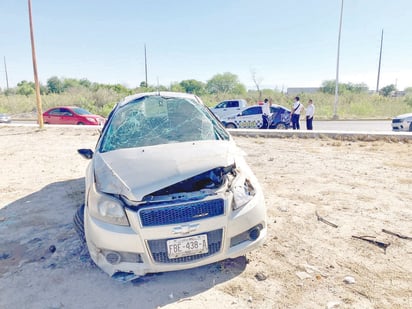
[
  {"xmin": 118, "ymin": 92, "xmax": 201, "ymax": 108},
  {"xmin": 46, "ymin": 106, "xmax": 79, "ymax": 110},
  {"xmin": 245, "ymin": 104, "xmax": 289, "ymax": 110},
  {"xmin": 395, "ymin": 112, "xmax": 412, "ymax": 118}
]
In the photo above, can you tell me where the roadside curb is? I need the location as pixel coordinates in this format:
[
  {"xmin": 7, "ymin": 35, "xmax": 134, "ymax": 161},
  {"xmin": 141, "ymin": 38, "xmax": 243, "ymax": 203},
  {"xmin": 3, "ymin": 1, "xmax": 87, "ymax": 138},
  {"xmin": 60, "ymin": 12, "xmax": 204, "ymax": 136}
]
[{"xmin": 229, "ymin": 129, "xmax": 412, "ymax": 141}]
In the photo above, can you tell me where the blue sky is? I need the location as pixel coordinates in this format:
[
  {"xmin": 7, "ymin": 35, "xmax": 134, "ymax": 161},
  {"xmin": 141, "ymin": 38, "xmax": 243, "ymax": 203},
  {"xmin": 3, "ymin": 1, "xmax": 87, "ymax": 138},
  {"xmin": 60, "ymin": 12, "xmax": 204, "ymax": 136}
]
[{"xmin": 1, "ymin": 0, "xmax": 411, "ymax": 91}]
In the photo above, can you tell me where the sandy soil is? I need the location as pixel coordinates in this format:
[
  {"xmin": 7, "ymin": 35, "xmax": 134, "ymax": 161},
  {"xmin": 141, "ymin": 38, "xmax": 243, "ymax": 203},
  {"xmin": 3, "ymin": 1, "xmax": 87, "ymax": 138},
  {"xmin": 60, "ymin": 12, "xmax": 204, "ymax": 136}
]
[{"xmin": 0, "ymin": 125, "xmax": 411, "ymax": 309}]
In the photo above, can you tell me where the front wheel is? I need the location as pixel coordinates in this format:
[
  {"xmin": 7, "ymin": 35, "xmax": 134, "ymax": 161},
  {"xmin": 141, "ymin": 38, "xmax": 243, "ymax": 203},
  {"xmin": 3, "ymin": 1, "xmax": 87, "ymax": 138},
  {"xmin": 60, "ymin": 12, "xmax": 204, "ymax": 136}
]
[
  {"xmin": 73, "ymin": 204, "xmax": 86, "ymax": 244},
  {"xmin": 409, "ymin": 123, "xmax": 412, "ymax": 132},
  {"xmin": 77, "ymin": 122, "xmax": 85, "ymax": 125}
]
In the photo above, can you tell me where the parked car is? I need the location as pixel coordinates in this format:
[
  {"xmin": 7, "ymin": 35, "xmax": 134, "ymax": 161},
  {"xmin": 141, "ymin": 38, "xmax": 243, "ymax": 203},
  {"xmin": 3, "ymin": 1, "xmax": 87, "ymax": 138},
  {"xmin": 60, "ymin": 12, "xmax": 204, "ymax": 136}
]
[
  {"xmin": 75, "ymin": 92, "xmax": 267, "ymax": 281},
  {"xmin": 0, "ymin": 113, "xmax": 11, "ymax": 123},
  {"xmin": 210, "ymin": 99, "xmax": 247, "ymax": 120},
  {"xmin": 220, "ymin": 104, "xmax": 291, "ymax": 129},
  {"xmin": 392, "ymin": 112, "xmax": 412, "ymax": 132},
  {"xmin": 42, "ymin": 106, "xmax": 105, "ymax": 125}
]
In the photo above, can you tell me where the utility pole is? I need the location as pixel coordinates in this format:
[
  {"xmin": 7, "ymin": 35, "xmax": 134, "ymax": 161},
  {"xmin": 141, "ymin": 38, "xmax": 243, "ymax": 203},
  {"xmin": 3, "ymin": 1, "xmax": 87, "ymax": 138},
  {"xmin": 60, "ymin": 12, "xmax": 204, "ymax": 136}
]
[
  {"xmin": 333, "ymin": 0, "xmax": 344, "ymax": 120},
  {"xmin": 3, "ymin": 56, "xmax": 9, "ymax": 91},
  {"xmin": 28, "ymin": 0, "xmax": 44, "ymax": 129},
  {"xmin": 144, "ymin": 44, "xmax": 148, "ymax": 88},
  {"xmin": 376, "ymin": 29, "xmax": 384, "ymax": 93}
]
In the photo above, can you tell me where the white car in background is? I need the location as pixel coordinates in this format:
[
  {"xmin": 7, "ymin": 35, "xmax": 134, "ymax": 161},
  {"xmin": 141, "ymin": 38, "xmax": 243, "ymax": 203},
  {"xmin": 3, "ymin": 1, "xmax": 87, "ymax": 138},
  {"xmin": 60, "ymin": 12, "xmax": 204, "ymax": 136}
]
[
  {"xmin": 210, "ymin": 99, "xmax": 247, "ymax": 120},
  {"xmin": 75, "ymin": 92, "xmax": 267, "ymax": 281},
  {"xmin": 220, "ymin": 104, "xmax": 291, "ymax": 129},
  {"xmin": 0, "ymin": 113, "xmax": 11, "ymax": 123},
  {"xmin": 392, "ymin": 112, "xmax": 412, "ymax": 132}
]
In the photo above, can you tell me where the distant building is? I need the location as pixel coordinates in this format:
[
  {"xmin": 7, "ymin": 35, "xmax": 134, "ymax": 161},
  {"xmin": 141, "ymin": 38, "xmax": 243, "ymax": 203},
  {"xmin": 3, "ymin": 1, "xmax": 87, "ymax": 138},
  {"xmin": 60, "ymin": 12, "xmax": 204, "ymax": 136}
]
[{"xmin": 287, "ymin": 87, "xmax": 320, "ymax": 95}]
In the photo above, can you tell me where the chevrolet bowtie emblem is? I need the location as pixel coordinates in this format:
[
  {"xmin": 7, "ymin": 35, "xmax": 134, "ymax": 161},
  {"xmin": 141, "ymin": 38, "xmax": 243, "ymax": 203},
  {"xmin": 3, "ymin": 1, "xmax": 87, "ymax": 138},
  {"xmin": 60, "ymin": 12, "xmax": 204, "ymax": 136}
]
[{"xmin": 172, "ymin": 223, "xmax": 199, "ymax": 235}]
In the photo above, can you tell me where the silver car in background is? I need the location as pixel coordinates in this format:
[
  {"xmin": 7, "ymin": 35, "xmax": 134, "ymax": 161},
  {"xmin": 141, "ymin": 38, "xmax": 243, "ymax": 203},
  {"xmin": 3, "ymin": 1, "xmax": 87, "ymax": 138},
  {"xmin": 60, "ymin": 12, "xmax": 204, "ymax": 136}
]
[
  {"xmin": 75, "ymin": 92, "xmax": 267, "ymax": 281},
  {"xmin": 392, "ymin": 112, "xmax": 412, "ymax": 132},
  {"xmin": 0, "ymin": 113, "xmax": 11, "ymax": 123}
]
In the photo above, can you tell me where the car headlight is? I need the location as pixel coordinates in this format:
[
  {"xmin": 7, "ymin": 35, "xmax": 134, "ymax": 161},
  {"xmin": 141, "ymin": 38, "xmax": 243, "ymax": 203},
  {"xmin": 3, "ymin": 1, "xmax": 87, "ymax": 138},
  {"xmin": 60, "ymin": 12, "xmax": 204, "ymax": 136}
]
[
  {"xmin": 231, "ymin": 176, "xmax": 256, "ymax": 210},
  {"xmin": 88, "ymin": 183, "xmax": 129, "ymax": 226}
]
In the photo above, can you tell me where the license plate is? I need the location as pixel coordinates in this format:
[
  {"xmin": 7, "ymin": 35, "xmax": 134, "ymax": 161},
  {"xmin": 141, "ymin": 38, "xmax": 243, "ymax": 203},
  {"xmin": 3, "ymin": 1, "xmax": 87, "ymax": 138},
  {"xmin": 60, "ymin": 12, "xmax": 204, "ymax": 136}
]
[{"xmin": 167, "ymin": 234, "xmax": 208, "ymax": 259}]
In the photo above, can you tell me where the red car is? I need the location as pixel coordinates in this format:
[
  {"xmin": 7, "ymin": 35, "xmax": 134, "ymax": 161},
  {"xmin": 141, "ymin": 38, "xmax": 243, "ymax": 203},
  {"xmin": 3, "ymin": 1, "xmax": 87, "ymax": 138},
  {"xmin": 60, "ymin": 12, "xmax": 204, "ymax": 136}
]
[{"xmin": 42, "ymin": 106, "xmax": 105, "ymax": 125}]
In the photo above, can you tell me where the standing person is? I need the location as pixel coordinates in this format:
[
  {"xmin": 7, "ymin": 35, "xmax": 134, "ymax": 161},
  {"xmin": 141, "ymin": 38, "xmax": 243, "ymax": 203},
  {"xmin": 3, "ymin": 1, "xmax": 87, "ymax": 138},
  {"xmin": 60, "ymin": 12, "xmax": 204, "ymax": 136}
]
[
  {"xmin": 305, "ymin": 99, "xmax": 315, "ymax": 130},
  {"xmin": 260, "ymin": 98, "xmax": 272, "ymax": 129},
  {"xmin": 290, "ymin": 96, "xmax": 303, "ymax": 130}
]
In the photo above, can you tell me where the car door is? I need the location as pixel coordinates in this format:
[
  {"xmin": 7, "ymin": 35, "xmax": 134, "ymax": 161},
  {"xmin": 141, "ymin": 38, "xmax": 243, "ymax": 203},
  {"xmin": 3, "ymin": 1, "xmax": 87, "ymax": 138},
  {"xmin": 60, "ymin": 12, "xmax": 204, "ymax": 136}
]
[
  {"xmin": 235, "ymin": 106, "xmax": 262, "ymax": 128},
  {"xmin": 46, "ymin": 108, "xmax": 64, "ymax": 124},
  {"xmin": 59, "ymin": 108, "xmax": 75, "ymax": 125}
]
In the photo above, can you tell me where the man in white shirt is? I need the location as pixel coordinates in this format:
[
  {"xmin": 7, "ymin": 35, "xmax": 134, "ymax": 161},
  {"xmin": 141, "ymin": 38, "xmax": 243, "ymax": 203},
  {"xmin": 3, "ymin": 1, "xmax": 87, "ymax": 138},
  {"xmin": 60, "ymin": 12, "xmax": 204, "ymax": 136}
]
[
  {"xmin": 260, "ymin": 98, "xmax": 272, "ymax": 129},
  {"xmin": 305, "ymin": 99, "xmax": 315, "ymax": 130},
  {"xmin": 291, "ymin": 96, "xmax": 303, "ymax": 130}
]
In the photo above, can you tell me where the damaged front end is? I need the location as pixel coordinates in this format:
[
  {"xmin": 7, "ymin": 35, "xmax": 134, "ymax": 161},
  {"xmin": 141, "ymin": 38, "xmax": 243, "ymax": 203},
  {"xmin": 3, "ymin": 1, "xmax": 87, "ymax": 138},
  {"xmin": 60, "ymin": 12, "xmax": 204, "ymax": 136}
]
[{"xmin": 78, "ymin": 92, "xmax": 267, "ymax": 281}]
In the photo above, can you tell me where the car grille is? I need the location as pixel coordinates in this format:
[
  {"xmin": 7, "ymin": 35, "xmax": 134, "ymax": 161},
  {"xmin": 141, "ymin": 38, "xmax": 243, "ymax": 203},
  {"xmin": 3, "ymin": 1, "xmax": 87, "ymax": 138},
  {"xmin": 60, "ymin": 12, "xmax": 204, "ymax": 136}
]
[
  {"xmin": 147, "ymin": 229, "xmax": 223, "ymax": 263},
  {"xmin": 139, "ymin": 199, "xmax": 224, "ymax": 227},
  {"xmin": 392, "ymin": 119, "xmax": 401, "ymax": 123}
]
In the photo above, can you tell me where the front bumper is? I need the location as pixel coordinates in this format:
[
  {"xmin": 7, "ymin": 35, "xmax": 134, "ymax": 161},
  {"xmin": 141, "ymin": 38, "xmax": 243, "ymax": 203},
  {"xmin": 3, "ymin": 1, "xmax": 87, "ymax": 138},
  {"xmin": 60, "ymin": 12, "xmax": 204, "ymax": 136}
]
[
  {"xmin": 392, "ymin": 119, "xmax": 411, "ymax": 131},
  {"xmin": 84, "ymin": 192, "xmax": 266, "ymax": 279}
]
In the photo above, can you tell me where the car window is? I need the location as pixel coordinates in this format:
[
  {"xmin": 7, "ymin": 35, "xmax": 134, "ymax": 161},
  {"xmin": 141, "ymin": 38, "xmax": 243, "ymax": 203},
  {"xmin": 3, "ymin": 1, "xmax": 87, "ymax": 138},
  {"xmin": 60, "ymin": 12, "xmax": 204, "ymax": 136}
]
[
  {"xmin": 49, "ymin": 108, "xmax": 61, "ymax": 116},
  {"xmin": 242, "ymin": 106, "xmax": 261, "ymax": 116},
  {"xmin": 73, "ymin": 107, "xmax": 91, "ymax": 115},
  {"xmin": 227, "ymin": 101, "xmax": 237, "ymax": 108},
  {"xmin": 270, "ymin": 107, "xmax": 280, "ymax": 114},
  {"xmin": 215, "ymin": 101, "xmax": 227, "ymax": 109},
  {"xmin": 99, "ymin": 95, "xmax": 230, "ymax": 152},
  {"xmin": 61, "ymin": 108, "xmax": 73, "ymax": 116}
]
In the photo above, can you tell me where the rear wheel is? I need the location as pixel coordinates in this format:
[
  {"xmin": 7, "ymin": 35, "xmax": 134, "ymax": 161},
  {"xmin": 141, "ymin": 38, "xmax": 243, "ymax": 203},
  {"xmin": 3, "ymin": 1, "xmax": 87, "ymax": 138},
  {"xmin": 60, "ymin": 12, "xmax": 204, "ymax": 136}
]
[
  {"xmin": 275, "ymin": 122, "xmax": 287, "ymax": 130},
  {"xmin": 77, "ymin": 122, "xmax": 85, "ymax": 125},
  {"xmin": 225, "ymin": 123, "xmax": 237, "ymax": 129}
]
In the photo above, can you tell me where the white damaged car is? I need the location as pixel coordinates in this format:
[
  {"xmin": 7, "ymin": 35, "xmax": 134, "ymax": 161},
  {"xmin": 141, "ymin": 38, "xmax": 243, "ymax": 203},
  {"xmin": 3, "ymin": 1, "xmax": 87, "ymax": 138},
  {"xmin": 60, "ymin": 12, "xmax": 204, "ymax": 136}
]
[{"xmin": 75, "ymin": 92, "xmax": 267, "ymax": 281}]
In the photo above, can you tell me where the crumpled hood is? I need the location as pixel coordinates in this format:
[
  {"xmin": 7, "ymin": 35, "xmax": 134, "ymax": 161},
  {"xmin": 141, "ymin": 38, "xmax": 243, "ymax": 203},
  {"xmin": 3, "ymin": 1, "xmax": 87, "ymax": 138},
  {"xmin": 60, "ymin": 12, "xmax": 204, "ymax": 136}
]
[{"xmin": 93, "ymin": 140, "xmax": 240, "ymax": 201}]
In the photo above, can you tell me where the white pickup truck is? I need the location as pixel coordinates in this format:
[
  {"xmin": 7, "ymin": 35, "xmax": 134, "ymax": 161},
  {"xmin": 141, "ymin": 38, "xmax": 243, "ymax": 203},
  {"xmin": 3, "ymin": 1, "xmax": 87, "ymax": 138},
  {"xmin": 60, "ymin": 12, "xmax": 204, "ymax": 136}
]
[{"xmin": 210, "ymin": 99, "xmax": 247, "ymax": 120}]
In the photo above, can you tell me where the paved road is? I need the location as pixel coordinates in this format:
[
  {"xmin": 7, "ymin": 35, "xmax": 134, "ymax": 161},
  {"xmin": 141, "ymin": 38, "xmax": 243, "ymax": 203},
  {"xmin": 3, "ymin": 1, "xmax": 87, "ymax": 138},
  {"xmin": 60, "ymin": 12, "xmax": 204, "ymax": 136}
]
[
  {"xmin": 3, "ymin": 119, "xmax": 395, "ymax": 132},
  {"xmin": 312, "ymin": 120, "xmax": 392, "ymax": 132}
]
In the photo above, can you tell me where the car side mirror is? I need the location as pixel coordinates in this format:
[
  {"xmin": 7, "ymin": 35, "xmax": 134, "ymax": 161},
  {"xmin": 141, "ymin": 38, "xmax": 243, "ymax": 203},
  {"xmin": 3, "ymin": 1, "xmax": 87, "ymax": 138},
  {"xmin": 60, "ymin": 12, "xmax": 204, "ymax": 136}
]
[{"xmin": 78, "ymin": 148, "xmax": 94, "ymax": 159}]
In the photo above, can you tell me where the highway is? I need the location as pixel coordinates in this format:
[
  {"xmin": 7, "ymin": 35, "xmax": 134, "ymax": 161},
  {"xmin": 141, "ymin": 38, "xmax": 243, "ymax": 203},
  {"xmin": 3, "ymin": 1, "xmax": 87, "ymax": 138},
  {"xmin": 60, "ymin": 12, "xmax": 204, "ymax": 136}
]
[
  {"xmin": 311, "ymin": 120, "xmax": 392, "ymax": 132},
  {"xmin": 7, "ymin": 119, "xmax": 395, "ymax": 132}
]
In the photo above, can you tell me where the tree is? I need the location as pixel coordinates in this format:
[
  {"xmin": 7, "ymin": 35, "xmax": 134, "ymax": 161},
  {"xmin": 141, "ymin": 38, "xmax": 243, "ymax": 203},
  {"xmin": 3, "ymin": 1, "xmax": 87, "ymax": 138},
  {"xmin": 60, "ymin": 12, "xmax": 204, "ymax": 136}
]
[
  {"xmin": 47, "ymin": 76, "xmax": 64, "ymax": 93},
  {"xmin": 321, "ymin": 80, "xmax": 369, "ymax": 94},
  {"xmin": 206, "ymin": 72, "xmax": 246, "ymax": 95},
  {"xmin": 16, "ymin": 80, "xmax": 35, "ymax": 96},
  {"xmin": 179, "ymin": 79, "xmax": 205, "ymax": 95},
  {"xmin": 380, "ymin": 84, "xmax": 396, "ymax": 97},
  {"xmin": 170, "ymin": 82, "xmax": 185, "ymax": 93},
  {"xmin": 250, "ymin": 69, "xmax": 263, "ymax": 100},
  {"xmin": 345, "ymin": 82, "xmax": 369, "ymax": 93}
]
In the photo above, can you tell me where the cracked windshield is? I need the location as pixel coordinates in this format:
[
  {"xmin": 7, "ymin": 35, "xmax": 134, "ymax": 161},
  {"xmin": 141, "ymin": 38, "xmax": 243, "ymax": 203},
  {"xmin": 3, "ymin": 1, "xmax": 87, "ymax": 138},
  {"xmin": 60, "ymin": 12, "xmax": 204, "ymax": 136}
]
[{"xmin": 100, "ymin": 95, "xmax": 229, "ymax": 152}]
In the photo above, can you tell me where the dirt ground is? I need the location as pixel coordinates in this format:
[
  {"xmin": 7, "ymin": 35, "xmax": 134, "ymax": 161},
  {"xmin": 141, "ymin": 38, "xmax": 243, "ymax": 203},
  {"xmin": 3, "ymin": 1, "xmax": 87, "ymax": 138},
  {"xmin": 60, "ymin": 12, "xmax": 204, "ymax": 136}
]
[{"xmin": 0, "ymin": 125, "xmax": 411, "ymax": 309}]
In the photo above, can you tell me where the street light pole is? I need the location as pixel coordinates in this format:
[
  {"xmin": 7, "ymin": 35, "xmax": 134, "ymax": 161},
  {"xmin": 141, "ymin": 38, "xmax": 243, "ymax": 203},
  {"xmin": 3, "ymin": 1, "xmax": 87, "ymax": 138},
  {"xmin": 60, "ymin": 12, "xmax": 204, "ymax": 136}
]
[
  {"xmin": 333, "ymin": 0, "xmax": 344, "ymax": 120},
  {"xmin": 376, "ymin": 29, "xmax": 384, "ymax": 93},
  {"xmin": 144, "ymin": 44, "xmax": 148, "ymax": 88},
  {"xmin": 28, "ymin": 0, "xmax": 43, "ymax": 129}
]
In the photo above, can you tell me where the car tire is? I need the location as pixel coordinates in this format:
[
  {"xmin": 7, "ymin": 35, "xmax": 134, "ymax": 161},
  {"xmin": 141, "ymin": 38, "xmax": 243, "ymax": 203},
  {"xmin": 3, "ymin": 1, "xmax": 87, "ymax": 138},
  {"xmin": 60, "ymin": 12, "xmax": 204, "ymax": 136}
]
[
  {"xmin": 275, "ymin": 122, "xmax": 287, "ymax": 130},
  {"xmin": 409, "ymin": 123, "xmax": 412, "ymax": 132},
  {"xmin": 77, "ymin": 122, "xmax": 85, "ymax": 125},
  {"xmin": 226, "ymin": 123, "xmax": 237, "ymax": 129},
  {"xmin": 73, "ymin": 204, "xmax": 86, "ymax": 244}
]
